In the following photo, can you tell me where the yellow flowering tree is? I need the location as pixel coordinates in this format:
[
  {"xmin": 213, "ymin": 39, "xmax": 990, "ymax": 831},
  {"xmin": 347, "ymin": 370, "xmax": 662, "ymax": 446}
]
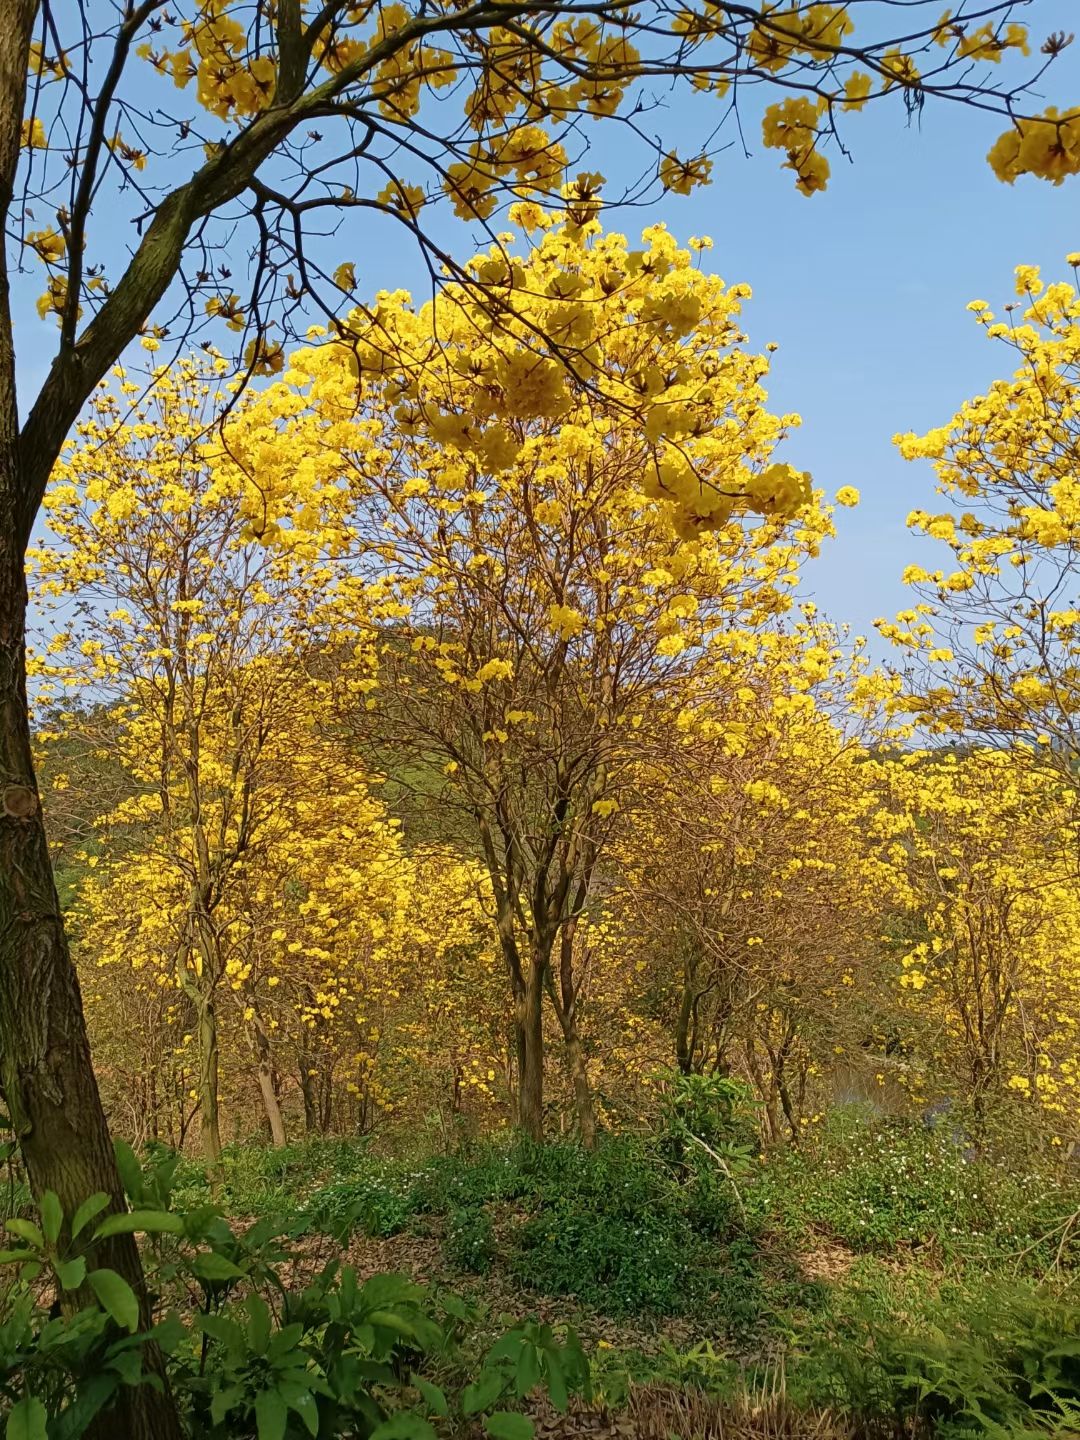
[
  {"xmin": 882, "ymin": 260, "xmax": 1080, "ymax": 784},
  {"xmin": 68, "ymin": 754, "xmax": 462, "ymax": 1148},
  {"xmin": 30, "ymin": 358, "xmax": 371, "ymax": 1162},
  {"xmin": 607, "ymin": 615, "xmax": 882, "ymax": 1139},
  {"xmin": 868, "ymin": 749, "xmax": 1080, "ymax": 1126},
  {"xmin": 229, "ymin": 215, "xmax": 837, "ymax": 1142}
]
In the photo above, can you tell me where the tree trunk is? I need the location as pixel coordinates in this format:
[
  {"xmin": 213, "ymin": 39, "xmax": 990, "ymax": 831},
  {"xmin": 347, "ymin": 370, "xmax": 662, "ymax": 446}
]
[
  {"xmin": 0, "ymin": 13, "xmax": 181, "ymax": 1413},
  {"xmin": 563, "ymin": 1023, "xmax": 596, "ymax": 1149},
  {"xmin": 0, "ymin": 397, "xmax": 182, "ymax": 1438},
  {"xmin": 256, "ymin": 1055, "xmax": 287, "ymax": 1148},
  {"xmin": 516, "ymin": 960, "xmax": 545, "ymax": 1142},
  {"xmin": 299, "ymin": 1062, "xmax": 318, "ymax": 1134},
  {"xmin": 252, "ymin": 1016, "xmax": 286, "ymax": 1147},
  {"xmin": 196, "ymin": 995, "xmax": 223, "ymax": 1164},
  {"xmin": 675, "ymin": 968, "xmax": 696, "ymax": 1075}
]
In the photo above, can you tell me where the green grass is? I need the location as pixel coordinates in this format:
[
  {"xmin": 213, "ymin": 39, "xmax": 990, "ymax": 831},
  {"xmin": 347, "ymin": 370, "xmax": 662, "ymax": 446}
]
[{"xmin": 115, "ymin": 1109, "xmax": 1080, "ymax": 1438}]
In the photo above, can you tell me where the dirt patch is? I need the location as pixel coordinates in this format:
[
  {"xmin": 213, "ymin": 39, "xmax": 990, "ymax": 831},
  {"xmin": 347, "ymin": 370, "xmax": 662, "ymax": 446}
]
[
  {"xmin": 512, "ymin": 1388, "xmax": 865, "ymax": 1440},
  {"xmin": 797, "ymin": 1241, "xmax": 856, "ymax": 1285}
]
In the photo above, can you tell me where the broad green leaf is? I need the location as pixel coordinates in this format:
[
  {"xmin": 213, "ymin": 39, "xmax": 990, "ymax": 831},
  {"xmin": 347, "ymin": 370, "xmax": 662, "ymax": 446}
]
[
  {"xmin": 254, "ymin": 1391, "xmax": 286, "ymax": 1440},
  {"xmin": 485, "ymin": 1413, "xmax": 535, "ymax": 1440},
  {"xmin": 361, "ymin": 1273, "xmax": 422, "ymax": 1308},
  {"xmin": 489, "ymin": 1331, "xmax": 527, "ymax": 1362},
  {"xmin": 6, "ymin": 1396, "xmax": 46, "ymax": 1440},
  {"xmin": 543, "ymin": 1350, "xmax": 567, "ymax": 1412},
  {"xmin": 54, "ymin": 1256, "xmax": 87, "ymax": 1290},
  {"xmin": 266, "ymin": 1323, "xmax": 305, "ymax": 1362},
  {"xmin": 247, "ymin": 1292, "xmax": 272, "ymax": 1354},
  {"xmin": 412, "ymin": 1376, "xmax": 448, "ymax": 1417},
  {"xmin": 369, "ymin": 1415, "xmax": 437, "ymax": 1440},
  {"xmin": 5, "ymin": 1220, "xmax": 43, "ymax": 1250},
  {"xmin": 514, "ymin": 1344, "xmax": 541, "ymax": 1397},
  {"xmin": 39, "ymin": 1192, "xmax": 62, "ymax": 1247},
  {"xmin": 463, "ymin": 1369, "xmax": 506, "ymax": 1416},
  {"xmin": 285, "ymin": 1388, "xmax": 320, "ymax": 1437},
  {"xmin": 107, "ymin": 1348, "xmax": 144, "ymax": 1387},
  {"xmin": 0, "ymin": 1249, "xmax": 34, "ymax": 1265},
  {"xmin": 113, "ymin": 1141, "xmax": 144, "ymax": 1204},
  {"xmin": 196, "ymin": 1312, "xmax": 244, "ymax": 1348},
  {"xmin": 87, "ymin": 1267, "xmax": 140, "ymax": 1332},
  {"xmin": 49, "ymin": 1374, "xmax": 118, "ymax": 1440},
  {"xmin": 95, "ymin": 1210, "xmax": 184, "ymax": 1239},
  {"xmin": 210, "ymin": 1384, "xmax": 244, "ymax": 1427},
  {"xmin": 70, "ymin": 1193, "xmax": 110, "ymax": 1239},
  {"xmin": 368, "ymin": 1309, "xmax": 419, "ymax": 1340},
  {"xmin": 152, "ymin": 1311, "xmax": 188, "ymax": 1354},
  {"xmin": 191, "ymin": 1251, "xmax": 245, "ymax": 1282}
]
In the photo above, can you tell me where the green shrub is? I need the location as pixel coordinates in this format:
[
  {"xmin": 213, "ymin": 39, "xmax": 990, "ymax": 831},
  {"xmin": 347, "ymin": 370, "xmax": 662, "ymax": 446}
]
[
  {"xmin": 444, "ymin": 1206, "xmax": 495, "ymax": 1273},
  {"xmin": 755, "ymin": 1110, "xmax": 1080, "ymax": 1268},
  {"xmin": 167, "ymin": 1137, "xmax": 377, "ymax": 1219},
  {"xmin": 0, "ymin": 1142, "xmax": 586, "ymax": 1439},
  {"xmin": 303, "ymin": 1164, "xmax": 425, "ymax": 1239},
  {"xmin": 510, "ymin": 1196, "xmax": 691, "ymax": 1315},
  {"xmin": 828, "ymin": 1280, "xmax": 1080, "ymax": 1437},
  {"xmin": 661, "ymin": 1072, "xmax": 760, "ymax": 1155}
]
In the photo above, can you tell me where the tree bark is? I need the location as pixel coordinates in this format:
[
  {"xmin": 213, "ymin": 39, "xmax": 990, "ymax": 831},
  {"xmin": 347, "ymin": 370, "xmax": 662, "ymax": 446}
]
[
  {"xmin": 0, "ymin": 14, "xmax": 180, "ymax": 1432},
  {"xmin": 257, "ymin": 1065, "xmax": 287, "ymax": 1147},
  {"xmin": 516, "ymin": 958, "xmax": 545, "ymax": 1142},
  {"xmin": 253, "ymin": 1017, "xmax": 286, "ymax": 1147},
  {"xmin": 0, "ymin": 361, "xmax": 183, "ymax": 1440},
  {"xmin": 675, "ymin": 966, "xmax": 696, "ymax": 1075},
  {"xmin": 562, "ymin": 1023, "xmax": 596, "ymax": 1149},
  {"xmin": 196, "ymin": 996, "xmax": 223, "ymax": 1164}
]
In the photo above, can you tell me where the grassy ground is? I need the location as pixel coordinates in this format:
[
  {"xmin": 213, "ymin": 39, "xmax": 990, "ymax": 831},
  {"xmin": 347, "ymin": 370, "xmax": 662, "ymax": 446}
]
[{"xmin": 152, "ymin": 1109, "xmax": 1080, "ymax": 1439}]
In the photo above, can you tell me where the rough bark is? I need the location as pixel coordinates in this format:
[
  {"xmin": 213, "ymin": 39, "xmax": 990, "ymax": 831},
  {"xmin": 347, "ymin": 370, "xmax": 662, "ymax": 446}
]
[
  {"xmin": 549, "ymin": 920, "xmax": 596, "ymax": 1147},
  {"xmin": 0, "ymin": 11, "xmax": 181, "ymax": 1435},
  {"xmin": 196, "ymin": 996, "xmax": 223, "ymax": 1164},
  {"xmin": 253, "ymin": 1017, "xmax": 287, "ymax": 1147},
  {"xmin": 516, "ymin": 958, "xmax": 545, "ymax": 1142},
  {"xmin": 563, "ymin": 1024, "xmax": 596, "ymax": 1149},
  {"xmin": 0, "ymin": 560, "xmax": 182, "ymax": 1440}
]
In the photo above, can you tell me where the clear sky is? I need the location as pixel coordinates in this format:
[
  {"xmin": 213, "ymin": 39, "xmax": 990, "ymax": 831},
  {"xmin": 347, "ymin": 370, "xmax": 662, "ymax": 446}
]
[{"xmin": 14, "ymin": 5, "xmax": 1080, "ymax": 651}]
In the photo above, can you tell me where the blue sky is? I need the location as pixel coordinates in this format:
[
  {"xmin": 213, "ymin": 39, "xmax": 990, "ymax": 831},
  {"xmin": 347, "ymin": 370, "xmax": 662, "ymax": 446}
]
[{"xmin": 14, "ymin": 8, "xmax": 1080, "ymax": 649}]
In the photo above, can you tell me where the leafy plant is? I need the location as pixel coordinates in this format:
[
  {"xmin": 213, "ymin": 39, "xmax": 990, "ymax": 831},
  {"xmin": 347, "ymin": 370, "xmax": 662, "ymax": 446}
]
[
  {"xmin": 0, "ymin": 1143, "xmax": 590, "ymax": 1440},
  {"xmin": 443, "ymin": 1207, "xmax": 495, "ymax": 1274},
  {"xmin": 809, "ymin": 1279, "xmax": 1080, "ymax": 1438}
]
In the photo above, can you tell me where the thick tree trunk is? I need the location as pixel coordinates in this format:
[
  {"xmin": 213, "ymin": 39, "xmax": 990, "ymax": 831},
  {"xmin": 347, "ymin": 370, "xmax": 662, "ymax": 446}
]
[
  {"xmin": 0, "ymin": 15, "xmax": 180, "ymax": 1419},
  {"xmin": 516, "ymin": 960, "xmax": 545, "ymax": 1142},
  {"xmin": 0, "ymin": 455, "xmax": 182, "ymax": 1435}
]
